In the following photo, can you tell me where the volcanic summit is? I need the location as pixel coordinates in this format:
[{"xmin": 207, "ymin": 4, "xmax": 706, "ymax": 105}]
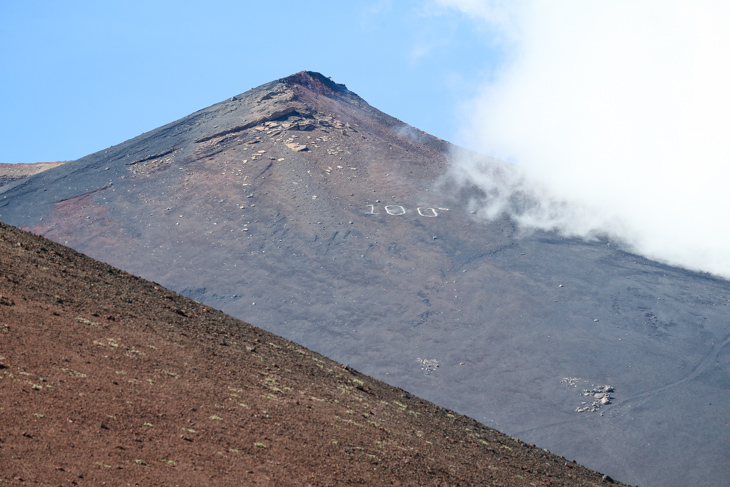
[{"xmin": 1, "ymin": 71, "xmax": 728, "ymax": 487}]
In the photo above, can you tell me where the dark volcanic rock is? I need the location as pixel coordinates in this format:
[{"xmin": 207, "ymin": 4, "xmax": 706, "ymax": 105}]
[{"xmin": 1, "ymin": 71, "xmax": 728, "ymax": 487}]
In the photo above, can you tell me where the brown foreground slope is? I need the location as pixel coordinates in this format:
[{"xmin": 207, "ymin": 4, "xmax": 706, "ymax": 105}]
[{"xmin": 0, "ymin": 222, "xmax": 626, "ymax": 486}]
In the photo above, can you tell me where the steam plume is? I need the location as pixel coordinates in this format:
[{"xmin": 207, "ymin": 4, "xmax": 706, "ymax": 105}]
[{"xmin": 439, "ymin": 1, "xmax": 730, "ymax": 279}]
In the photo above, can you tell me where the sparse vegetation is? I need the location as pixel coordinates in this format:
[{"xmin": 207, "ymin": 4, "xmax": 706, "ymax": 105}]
[
  {"xmin": 61, "ymin": 368, "xmax": 87, "ymax": 378},
  {"xmin": 76, "ymin": 317, "xmax": 100, "ymax": 327}
]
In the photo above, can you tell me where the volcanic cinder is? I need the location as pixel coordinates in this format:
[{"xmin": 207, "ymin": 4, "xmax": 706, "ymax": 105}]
[
  {"xmin": 1, "ymin": 220, "xmax": 629, "ymax": 486},
  {"xmin": 1, "ymin": 71, "xmax": 728, "ymax": 487}
]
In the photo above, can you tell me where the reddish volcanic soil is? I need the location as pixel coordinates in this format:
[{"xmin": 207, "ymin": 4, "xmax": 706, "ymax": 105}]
[{"xmin": 0, "ymin": 221, "xmax": 625, "ymax": 486}]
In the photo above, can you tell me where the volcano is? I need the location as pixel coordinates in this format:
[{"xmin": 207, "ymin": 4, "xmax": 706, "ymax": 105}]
[{"xmin": 1, "ymin": 71, "xmax": 728, "ymax": 487}]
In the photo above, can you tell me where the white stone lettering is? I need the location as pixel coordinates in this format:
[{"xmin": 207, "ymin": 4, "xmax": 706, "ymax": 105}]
[
  {"xmin": 417, "ymin": 207, "xmax": 438, "ymax": 217},
  {"xmin": 384, "ymin": 205, "xmax": 406, "ymax": 215},
  {"xmin": 365, "ymin": 204, "xmax": 447, "ymax": 217}
]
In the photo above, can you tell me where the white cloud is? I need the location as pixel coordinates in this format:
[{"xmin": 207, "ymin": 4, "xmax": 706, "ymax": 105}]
[
  {"xmin": 431, "ymin": 0, "xmax": 516, "ymax": 28},
  {"xmin": 441, "ymin": 1, "xmax": 730, "ymax": 279}
]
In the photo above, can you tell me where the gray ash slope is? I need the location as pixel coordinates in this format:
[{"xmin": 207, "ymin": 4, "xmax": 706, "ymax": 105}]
[{"xmin": 2, "ymin": 71, "xmax": 729, "ymax": 487}]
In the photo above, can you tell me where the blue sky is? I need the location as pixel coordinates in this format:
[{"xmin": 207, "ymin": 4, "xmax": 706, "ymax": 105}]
[{"xmin": 0, "ymin": 1, "xmax": 502, "ymax": 164}]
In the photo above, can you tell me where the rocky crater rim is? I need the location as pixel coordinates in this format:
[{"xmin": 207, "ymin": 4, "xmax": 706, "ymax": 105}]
[{"xmin": 283, "ymin": 70, "xmax": 353, "ymax": 98}]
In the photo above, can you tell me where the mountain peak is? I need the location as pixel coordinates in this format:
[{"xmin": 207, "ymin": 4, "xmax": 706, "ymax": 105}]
[
  {"xmin": 1, "ymin": 72, "xmax": 728, "ymax": 487},
  {"xmin": 283, "ymin": 71, "xmax": 350, "ymax": 95}
]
